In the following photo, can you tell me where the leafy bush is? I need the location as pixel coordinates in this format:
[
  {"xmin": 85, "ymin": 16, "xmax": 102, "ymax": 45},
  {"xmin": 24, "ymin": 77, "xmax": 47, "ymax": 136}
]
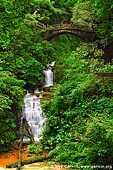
[
  {"xmin": 42, "ymin": 43, "xmax": 113, "ymax": 166},
  {"xmin": 74, "ymin": 113, "xmax": 113, "ymax": 166},
  {"xmin": 43, "ymin": 77, "xmax": 113, "ymax": 166},
  {"xmin": 27, "ymin": 142, "xmax": 43, "ymax": 155},
  {"xmin": 0, "ymin": 69, "xmax": 25, "ymax": 153}
]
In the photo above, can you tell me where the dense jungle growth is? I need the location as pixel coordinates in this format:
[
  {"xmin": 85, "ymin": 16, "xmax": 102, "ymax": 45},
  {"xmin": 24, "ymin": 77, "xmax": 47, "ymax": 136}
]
[{"xmin": 1, "ymin": 0, "xmax": 113, "ymax": 167}]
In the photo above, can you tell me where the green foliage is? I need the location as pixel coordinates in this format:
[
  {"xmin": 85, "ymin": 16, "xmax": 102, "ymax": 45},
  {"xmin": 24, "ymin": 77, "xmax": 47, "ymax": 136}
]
[
  {"xmin": 42, "ymin": 41, "xmax": 113, "ymax": 166},
  {"xmin": 0, "ymin": 0, "xmax": 49, "ymax": 88},
  {"xmin": 71, "ymin": 0, "xmax": 113, "ymax": 40},
  {"xmin": 27, "ymin": 142, "xmax": 43, "ymax": 155},
  {"xmin": 43, "ymin": 78, "xmax": 113, "ymax": 165},
  {"xmin": 50, "ymin": 35, "xmax": 83, "ymax": 84},
  {"xmin": 49, "ymin": 142, "xmax": 77, "ymax": 165},
  {"xmin": 73, "ymin": 113, "xmax": 113, "ymax": 166},
  {"xmin": 92, "ymin": 0, "xmax": 113, "ymax": 37},
  {"xmin": 1, "ymin": 0, "xmax": 113, "ymax": 166},
  {"xmin": 0, "ymin": 68, "xmax": 25, "ymax": 153},
  {"xmin": 90, "ymin": 116, "xmax": 113, "ymax": 164},
  {"xmin": 71, "ymin": 1, "xmax": 96, "ymax": 28},
  {"xmin": 0, "ymin": 0, "xmax": 78, "ymax": 154}
]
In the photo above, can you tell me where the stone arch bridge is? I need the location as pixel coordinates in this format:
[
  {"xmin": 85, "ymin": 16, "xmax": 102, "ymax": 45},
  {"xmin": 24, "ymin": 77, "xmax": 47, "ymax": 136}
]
[{"xmin": 37, "ymin": 22, "xmax": 96, "ymax": 42}]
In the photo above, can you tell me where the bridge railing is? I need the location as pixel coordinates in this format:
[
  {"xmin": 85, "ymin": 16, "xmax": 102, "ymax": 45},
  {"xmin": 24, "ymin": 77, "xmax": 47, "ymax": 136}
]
[
  {"xmin": 37, "ymin": 21, "xmax": 47, "ymax": 29},
  {"xmin": 49, "ymin": 23, "xmax": 93, "ymax": 31},
  {"xmin": 46, "ymin": 23, "xmax": 74, "ymax": 29},
  {"xmin": 37, "ymin": 22, "xmax": 93, "ymax": 32}
]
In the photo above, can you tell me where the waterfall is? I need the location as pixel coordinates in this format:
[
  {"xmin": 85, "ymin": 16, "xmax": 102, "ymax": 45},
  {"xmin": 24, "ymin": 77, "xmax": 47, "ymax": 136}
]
[
  {"xmin": 22, "ymin": 92, "xmax": 46, "ymax": 142},
  {"xmin": 44, "ymin": 68, "xmax": 53, "ymax": 87},
  {"xmin": 47, "ymin": 61, "xmax": 55, "ymax": 67},
  {"xmin": 19, "ymin": 62, "xmax": 55, "ymax": 142},
  {"xmin": 43, "ymin": 61, "xmax": 55, "ymax": 87}
]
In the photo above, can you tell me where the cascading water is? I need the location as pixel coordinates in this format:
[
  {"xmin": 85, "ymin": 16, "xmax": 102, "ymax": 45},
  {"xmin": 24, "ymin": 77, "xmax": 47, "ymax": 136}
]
[
  {"xmin": 43, "ymin": 68, "xmax": 53, "ymax": 87},
  {"xmin": 19, "ymin": 62, "xmax": 55, "ymax": 142},
  {"xmin": 43, "ymin": 61, "xmax": 55, "ymax": 87},
  {"xmin": 22, "ymin": 92, "xmax": 46, "ymax": 142}
]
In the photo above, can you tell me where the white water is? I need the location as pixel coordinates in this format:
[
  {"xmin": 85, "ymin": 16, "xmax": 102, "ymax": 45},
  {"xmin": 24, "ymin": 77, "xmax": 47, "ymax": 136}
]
[
  {"xmin": 23, "ymin": 92, "xmax": 46, "ymax": 141},
  {"xmin": 43, "ymin": 68, "xmax": 53, "ymax": 87},
  {"xmin": 19, "ymin": 62, "xmax": 55, "ymax": 142},
  {"xmin": 47, "ymin": 61, "xmax": 56, "ymax": 67}
]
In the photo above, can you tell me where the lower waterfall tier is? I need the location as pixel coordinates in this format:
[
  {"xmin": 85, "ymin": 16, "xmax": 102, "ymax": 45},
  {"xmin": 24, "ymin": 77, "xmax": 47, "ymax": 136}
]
[{"xmin": 21, "ymin": 92, "xmax": 46, "ymax": 142}]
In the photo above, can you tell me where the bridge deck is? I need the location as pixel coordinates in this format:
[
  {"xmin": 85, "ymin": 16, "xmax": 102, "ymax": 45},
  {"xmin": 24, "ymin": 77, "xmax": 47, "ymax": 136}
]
[{"xmin": 37, "ymin": 22, "xmax": 96, "ymax": 41}]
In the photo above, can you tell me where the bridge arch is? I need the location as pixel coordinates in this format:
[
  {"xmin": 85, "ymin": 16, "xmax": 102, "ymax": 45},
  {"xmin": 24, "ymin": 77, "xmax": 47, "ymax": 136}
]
[{"xmin": 40, "ymin": 23, "xmax": 96, "ymax": 42}]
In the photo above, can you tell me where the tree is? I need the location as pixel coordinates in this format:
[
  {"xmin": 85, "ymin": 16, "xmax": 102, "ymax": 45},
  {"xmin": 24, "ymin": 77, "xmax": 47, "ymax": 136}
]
[
  {"xmin": 71, "ymin": 0, "xmax": 97, "ymax": 29},
  {"xmin": 42, "ymin": 42, "xmax": 113, "ymax": 166},
  {"xmin": 92, "ymin": 0, "xmax": 113, "ymax": 37},
  {"xmin": 0, "ymin": 65, "xmax": 25, "ymax": 153}
]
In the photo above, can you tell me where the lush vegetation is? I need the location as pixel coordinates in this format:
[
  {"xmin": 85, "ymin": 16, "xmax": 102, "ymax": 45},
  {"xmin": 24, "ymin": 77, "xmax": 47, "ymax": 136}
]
[
  {"xmin": 0, "ymin": 66, "xmax": 25, "ymax": 152},
  {"xmin": 1, "ymin": 0, "xmax": 113, "ymax": 168},
  {"xmin": 42, "ymin": 47, "xmax": 113, "ymax": 166}
]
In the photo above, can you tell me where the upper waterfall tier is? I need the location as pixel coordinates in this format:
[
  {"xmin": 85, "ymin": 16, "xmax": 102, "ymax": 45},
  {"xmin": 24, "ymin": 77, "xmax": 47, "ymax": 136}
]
[{"xmin": 43, "ymin": 68, "xmax": 53, "ymax": 87}]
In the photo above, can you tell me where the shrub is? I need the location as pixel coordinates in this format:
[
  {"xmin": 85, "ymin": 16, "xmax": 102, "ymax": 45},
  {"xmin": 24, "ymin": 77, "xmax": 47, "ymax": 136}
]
[
  {"xmin": 27, "ymin": 142, "xmax": 43, "ymax": 155},
  {"xmin": 0, "ymin": 69, "xmax": 25, "ymax": 153}
]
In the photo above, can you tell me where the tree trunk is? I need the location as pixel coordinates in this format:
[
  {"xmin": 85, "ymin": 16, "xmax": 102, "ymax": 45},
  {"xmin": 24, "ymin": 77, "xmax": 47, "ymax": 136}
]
[
  {"xmin": 23, "ymin": 118, "xmax": 34, "ymax": 143},
  {"xmin": 6, "ymin": 155, "xmax": 51, "ymax": 168},
  {"xmin": 17, "ymin": 123, "xmax": 24, "ymax": 170},
  {"xmin": 17, "ymin": 118, "xmax": 35, "ymax": 170}
]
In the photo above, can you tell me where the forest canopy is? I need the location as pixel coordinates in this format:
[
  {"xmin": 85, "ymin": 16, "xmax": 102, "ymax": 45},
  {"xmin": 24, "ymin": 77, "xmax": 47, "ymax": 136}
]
[{"xmin": 1, "ymin": 0, "xmax": 113, "ymax": 167}]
